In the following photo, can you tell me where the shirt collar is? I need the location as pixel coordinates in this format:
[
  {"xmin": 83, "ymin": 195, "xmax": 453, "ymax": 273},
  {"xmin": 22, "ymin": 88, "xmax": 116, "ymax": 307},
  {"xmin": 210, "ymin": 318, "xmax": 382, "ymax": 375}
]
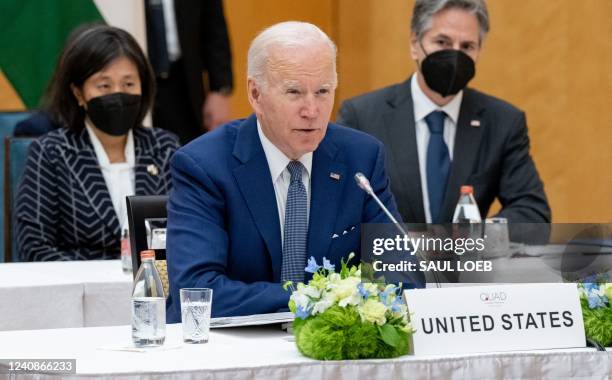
[
  {"xmin": 411, "ymin": 73, "xmax": 463, "ymax": 125},
  {"xmin": 257, "ymin": 119, "xmax": 312, "ymax": 182},
  {"xmin": 85, "ymin": 120, "xmax": 135, "ymax": 167}
]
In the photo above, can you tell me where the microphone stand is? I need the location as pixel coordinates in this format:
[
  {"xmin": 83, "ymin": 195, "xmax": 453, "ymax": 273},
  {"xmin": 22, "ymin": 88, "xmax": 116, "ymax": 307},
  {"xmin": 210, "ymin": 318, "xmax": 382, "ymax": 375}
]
[{"xmin": 355, "ymin": 172, "xmax": 441, "ymax": 288}]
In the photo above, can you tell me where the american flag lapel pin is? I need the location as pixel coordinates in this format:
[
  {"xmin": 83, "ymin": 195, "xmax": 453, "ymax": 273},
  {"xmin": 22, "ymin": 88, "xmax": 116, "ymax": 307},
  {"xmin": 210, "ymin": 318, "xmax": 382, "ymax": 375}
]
[
  {"xmin": 470, "ymin": 120, "xmax": 481, "ymax": 127},
  {"xmin": 147, "ymin": 164, "xmax": 159, "ymax": 176},
  {"xmin": 329, "ymin": 172, "xmax": 341, "ymax": 181}
]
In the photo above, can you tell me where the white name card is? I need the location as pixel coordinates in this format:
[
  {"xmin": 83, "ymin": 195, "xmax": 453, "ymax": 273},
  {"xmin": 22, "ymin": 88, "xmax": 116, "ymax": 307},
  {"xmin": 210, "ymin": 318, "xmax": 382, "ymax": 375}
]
[{"xmin": 404, "ymin": 284, "xmax": 585, "ymax": 355}]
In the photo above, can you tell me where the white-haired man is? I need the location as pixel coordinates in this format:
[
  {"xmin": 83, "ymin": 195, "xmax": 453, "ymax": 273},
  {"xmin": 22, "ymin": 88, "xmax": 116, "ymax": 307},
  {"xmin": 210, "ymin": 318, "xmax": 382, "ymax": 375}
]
[{"xmin": 166, "ymin": 22, "xmax": 418, "ymax": 320}]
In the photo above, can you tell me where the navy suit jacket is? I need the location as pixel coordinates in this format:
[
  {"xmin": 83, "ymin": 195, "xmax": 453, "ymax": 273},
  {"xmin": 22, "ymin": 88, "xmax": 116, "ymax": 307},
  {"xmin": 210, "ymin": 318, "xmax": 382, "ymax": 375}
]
[
  {"xmin": 166, "ymin": 114, "xmax": 402, "ymax": 321},
  {"xmin": 16, "ymin": 126, "xmax": 179, "ymax": 261},
  {"xmin": 338, "ymin": 78, "xmax": 551, "ymax": 224}
]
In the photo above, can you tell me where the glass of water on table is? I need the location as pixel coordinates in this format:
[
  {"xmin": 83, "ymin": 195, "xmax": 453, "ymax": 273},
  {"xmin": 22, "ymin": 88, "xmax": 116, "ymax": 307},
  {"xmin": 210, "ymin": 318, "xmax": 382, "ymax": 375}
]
[{"xmin": 180, "ymin": 288, "xmax": 213, "ymax": 343}]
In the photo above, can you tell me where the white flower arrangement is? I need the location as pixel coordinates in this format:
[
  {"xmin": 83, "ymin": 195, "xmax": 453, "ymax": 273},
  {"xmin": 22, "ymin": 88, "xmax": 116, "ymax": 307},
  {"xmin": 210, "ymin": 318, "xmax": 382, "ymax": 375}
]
[
  {"xmin": 285, "ymin": 253, "xmax": 414, "ymax": 360},
  {"xmin": 287, "ymin": 253, "xmax": 410, "ymax": 328}
]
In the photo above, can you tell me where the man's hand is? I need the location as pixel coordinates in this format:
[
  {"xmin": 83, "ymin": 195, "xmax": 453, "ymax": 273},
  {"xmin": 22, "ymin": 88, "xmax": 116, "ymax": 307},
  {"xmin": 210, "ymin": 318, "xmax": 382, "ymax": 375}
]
[{"xmin": 202, "ymin": 92, "xmax": 231, "ymax": 131}]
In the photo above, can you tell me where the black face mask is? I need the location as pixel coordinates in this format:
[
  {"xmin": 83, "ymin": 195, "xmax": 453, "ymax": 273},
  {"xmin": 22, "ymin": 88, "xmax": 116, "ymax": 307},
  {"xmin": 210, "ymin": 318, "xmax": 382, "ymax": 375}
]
[
  {"xmin": 420, "ymin": 48, "xmax": 475, "ymax": 97},
  {"xmin": 86, "ymin": 93, "xmax": 141, "ymax": 136}
]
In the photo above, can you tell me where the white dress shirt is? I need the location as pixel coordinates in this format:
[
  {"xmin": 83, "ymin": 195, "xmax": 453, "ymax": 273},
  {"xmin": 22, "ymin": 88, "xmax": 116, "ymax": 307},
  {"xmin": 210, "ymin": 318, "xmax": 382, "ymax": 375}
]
[
  {"xmin": 161, "ymin": 0, "xmax": 181, "ymax": 62},
  {"xmin": 257, "ymin": 120, "xmax": 312, "ymax": 244},
  {"xmin": 85, "ymin": 123, "xmax": 136, "ymax": 231},
  {"xmin": 411, "ymin": 74, "xmax": 463, "ymax": 223}
]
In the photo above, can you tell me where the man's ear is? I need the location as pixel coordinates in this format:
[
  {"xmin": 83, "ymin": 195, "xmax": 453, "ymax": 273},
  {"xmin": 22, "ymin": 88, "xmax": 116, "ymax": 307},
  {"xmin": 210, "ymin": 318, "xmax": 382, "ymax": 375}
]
[
  {"xmin": 247, "ymin": 78, "xmax": 262, "ymax": 113},
  {"xmin": 70, "ymin": 84, "xmax": 86, "ymax": 107},
  {"xmin": 409, "ymin": 32, "xmax": 420, "ymax": 61}
]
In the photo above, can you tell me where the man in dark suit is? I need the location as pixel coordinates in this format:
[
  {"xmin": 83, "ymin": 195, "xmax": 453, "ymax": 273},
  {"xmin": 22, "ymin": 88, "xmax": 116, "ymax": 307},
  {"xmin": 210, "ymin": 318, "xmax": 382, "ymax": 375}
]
[
  {"xmin": 165, "ymin": 22, "xmax": 417, "ymax": 321},
  {"xmin": 338, "ymin": 0, "xmax": 550, "ymax": 224},
  {"xmin": 145, "ymin": 0, "xmax": 233, "ymax": 144}
]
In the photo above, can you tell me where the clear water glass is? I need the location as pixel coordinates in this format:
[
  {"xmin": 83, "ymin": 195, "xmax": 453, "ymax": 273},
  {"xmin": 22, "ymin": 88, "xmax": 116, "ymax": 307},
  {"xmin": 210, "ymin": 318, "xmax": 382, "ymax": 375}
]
[
  {"xmin": 484, "ymin": 217, "xmax": 510, "ymax": 257},
  {"xmin": 132, "ymin": 296, "xmax": 166, "ymax": 347},
  {"xmin": 180, "ymin": 288, "xmax": 213, "ymax": 344}
]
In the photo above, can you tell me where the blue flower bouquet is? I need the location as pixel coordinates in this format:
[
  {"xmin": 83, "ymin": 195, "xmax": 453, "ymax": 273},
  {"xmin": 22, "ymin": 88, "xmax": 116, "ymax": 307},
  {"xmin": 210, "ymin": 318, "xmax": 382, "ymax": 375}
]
[
  {"xmin": 285, "ymin": 253, "xmax": 414, "ymax": 360},
  {"xmin": 578, "ymin": 279, "xmax": 612, "ymax": 347}
]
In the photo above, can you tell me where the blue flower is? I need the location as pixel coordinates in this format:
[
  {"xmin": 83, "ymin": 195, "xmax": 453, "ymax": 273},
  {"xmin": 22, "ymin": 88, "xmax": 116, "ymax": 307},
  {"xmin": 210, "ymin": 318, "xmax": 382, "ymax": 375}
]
[
  {"xmin": 295, "ymin": 305, "xmax": 312, "ymax": 319},
  {"xmin": 583, "ymin": 282, "xmax": 598, "ymax": 293},
  {"xmin": 390, "ymin": 298, "xmax": 404, "ymax": 313},
  {"xmin": 304, "ymin": 257, "xmax": 321, "ymax": 273},
  {"xmin": 322, "ymin": 257, "xmax": 335, "ymax": 271},
  {"xmin": 379, "ymin": 287, "xmax": 395, "ymax": 306},
  {"xmin": 357, "ymin": 283, "xmax": 369, "ymax": 298},
  {"xmin": 587, "ymin": 293, "xmax": 607, "ymax": 309}
]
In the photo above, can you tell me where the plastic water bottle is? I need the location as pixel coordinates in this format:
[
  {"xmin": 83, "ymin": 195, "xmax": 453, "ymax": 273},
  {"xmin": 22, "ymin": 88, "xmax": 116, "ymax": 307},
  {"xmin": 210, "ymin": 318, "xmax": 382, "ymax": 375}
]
[
  {"xmin": 131, "ymin": 250, "xmax": 166, "ymax": 347},
  {"xmin": 452, "ymin": 186, "xmax": 483, "ymax": 250},
  {"xmin": 121, "ymin": 229, "xmax": 132, "ymax": 273},
  {"xmin": 452, "ymin": 185, "xmax": 482, "ymax": 223}
]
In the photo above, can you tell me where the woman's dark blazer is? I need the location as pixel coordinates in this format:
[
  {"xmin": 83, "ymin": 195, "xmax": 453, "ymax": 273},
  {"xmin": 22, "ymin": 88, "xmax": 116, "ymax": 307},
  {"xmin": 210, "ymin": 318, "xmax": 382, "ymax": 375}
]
[{"xmin": 16, "ymin": 126, "xmax": 180, "ymax": 261}]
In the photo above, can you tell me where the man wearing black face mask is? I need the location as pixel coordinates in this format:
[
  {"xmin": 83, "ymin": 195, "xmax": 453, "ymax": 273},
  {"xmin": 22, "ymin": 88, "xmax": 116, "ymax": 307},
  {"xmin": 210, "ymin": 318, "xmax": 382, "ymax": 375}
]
[{"xmin": 338, "ymin": 0, "xmax": 550, "ymax": 225}]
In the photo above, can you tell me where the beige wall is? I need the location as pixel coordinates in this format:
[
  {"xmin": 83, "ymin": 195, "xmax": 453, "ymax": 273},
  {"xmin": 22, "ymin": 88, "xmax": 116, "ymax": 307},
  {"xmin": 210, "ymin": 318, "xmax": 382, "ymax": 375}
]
[
  {"xmin": 475, "ymin": 1, "xmax": 612, "ymax": 222},
  {"xmin": 224, "ymin": 0, "xmax": 335, "ymax": 118},
  {"xmin": 0, "ymin": 70, "xmax": 25, "ymax": 111}
]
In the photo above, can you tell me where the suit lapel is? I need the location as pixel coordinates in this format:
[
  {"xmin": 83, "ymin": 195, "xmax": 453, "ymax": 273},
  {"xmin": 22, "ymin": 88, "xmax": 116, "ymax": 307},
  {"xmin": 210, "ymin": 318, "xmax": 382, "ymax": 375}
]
[
  {"xmin": 439, "ymin": 89, "xmax": 484, "ymax": 222},
  {"xmin": 307, "ymin": 131, "xmax": 346, "ymax": 262},
  {"xmin": 232, "ymin": 115, "xmax": 283, "ymax": 281},
  {"xmin": 70, "ymin": 129, "xmax": 121, "ymax": 235},
  {"xmin": 383, "ymin": 80, "xmax": 425, "ymax": 222}
]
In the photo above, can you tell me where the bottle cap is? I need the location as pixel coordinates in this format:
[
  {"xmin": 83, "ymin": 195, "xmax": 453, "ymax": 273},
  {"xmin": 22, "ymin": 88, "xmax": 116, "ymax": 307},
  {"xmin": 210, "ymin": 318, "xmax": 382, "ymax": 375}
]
[
  {"xmin": 140, "ymin": 250, "xmax": 155, "ymax": 259},
  {"xmin": 460, "ymin": 185, "xmax": 474, "ymax": 194}
]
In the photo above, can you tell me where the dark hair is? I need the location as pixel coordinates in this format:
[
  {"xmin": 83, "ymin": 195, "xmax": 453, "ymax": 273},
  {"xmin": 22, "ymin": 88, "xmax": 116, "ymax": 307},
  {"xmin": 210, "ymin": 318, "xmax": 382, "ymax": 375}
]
[
  {"xmin": 44, "ymin": 24, "xmax": 155, "ymax": 132},
  {"xmin": 411, "ymin": 0, "xmax": 490, "ymax": 44}
]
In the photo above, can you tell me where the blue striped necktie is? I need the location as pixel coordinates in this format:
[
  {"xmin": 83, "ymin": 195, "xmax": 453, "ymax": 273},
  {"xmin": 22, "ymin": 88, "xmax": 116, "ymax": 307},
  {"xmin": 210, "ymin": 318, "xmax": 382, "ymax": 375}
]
[
  {"xmin": 281, "ymin": 161, "xmax": 308, "ymax": 283},
  {"xmin": 425, "ymin": 110, "xmax": 450, "ymax": 223}
]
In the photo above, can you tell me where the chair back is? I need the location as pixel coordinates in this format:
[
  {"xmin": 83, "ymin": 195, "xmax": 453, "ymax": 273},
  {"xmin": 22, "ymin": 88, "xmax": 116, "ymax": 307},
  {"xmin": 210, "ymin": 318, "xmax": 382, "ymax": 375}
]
[
  {"xmin": 126, "ymin": 195, "xmax": 169, "ymax": 296},
  {"xmin": 0, "ymin": 112, "xmax": 32, "ymax": 260},
  {"xmin": 4, "ymin": 137, "xmax": 34, "ymax": 262}
]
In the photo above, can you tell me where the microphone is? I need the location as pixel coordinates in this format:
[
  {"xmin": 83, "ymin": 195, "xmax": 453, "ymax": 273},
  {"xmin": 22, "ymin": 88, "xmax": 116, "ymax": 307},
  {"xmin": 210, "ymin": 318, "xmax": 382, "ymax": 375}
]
[
  {"xmin": 355, "ymin": 172, "xmax": 439, "ymax": 288},
  {"xmin": 354, "ymin": 172, "xmax": 407, "ymax": 236}
]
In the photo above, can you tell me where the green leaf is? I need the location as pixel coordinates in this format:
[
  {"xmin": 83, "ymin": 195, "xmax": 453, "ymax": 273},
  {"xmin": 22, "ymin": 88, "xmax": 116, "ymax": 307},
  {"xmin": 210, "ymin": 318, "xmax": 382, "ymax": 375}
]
[
  {"xmin": 377, "ymin": 324, "xmax": 401, "ymax": 348},
  {"xmin": 288, "ymin": 299, "xmax": 296, "ymax": 313}
]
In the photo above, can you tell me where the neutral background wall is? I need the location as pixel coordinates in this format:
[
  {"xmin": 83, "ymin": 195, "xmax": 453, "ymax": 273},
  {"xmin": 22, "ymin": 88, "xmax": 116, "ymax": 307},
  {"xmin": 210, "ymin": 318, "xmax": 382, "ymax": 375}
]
[{"xmin": 2, "ymin": 0, "xmax": 610, "ymax": 222}]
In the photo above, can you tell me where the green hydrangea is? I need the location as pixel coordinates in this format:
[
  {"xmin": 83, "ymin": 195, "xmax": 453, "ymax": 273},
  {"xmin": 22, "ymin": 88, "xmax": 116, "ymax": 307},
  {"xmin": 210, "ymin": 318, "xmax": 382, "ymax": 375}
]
[
  {"xmin": 294, "ymin": 306, "xmax": 410, "ymax": 360},
  {"xmin": 581, "ymin": 298, "xmax": 612, "ymax": 347}
]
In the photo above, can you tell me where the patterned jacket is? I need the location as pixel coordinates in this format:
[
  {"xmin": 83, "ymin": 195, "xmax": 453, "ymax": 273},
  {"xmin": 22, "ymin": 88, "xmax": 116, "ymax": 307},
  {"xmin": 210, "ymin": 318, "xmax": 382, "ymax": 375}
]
[{"xmin": 16, "ymin": 126, "xmax": 179, "ymax": 261}]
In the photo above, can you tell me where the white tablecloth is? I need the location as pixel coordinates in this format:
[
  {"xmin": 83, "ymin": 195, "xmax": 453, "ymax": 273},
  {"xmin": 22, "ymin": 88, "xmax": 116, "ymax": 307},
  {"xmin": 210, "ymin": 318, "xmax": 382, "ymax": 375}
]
[
  {"xmin": 0, "ymin": 260, "xmax": 132, "ymax": 331},
  {"xmin": 0, "ymin": 324, "xmax": 609, "ymax": 379},
  {"xmin": 0, "ymin": 254, "xmax": 605, "ymax": 330}
]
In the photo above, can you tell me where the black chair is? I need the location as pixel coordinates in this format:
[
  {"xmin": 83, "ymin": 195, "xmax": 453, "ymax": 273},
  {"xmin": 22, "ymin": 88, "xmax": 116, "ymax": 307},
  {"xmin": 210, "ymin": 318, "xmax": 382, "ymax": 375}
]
[
  {"xmin": 126, "ymin": 195, "xmax": 168, "ymax": 276},
  {"xmin": 0, "ymin": 111, "xmax": 33, "ymax": 261},
  {"xmin": 4, "ymin": 136, "xmax": 34, "ymax": 262}
]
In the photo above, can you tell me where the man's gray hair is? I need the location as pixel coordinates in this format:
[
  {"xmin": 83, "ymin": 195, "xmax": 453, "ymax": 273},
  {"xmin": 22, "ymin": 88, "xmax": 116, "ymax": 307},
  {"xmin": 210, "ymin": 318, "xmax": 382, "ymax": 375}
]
[
  {"xmin": 411, "ymin": 0, "xmax": 490, "ymax": 43},
  {"xmin": 247, "ymin": 21, "xmax": 337, "ymax": 87}
]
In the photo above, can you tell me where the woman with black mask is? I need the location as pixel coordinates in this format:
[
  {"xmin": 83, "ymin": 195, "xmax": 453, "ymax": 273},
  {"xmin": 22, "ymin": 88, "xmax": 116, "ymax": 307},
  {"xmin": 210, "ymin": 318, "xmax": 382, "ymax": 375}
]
[{"xmin": 15, "ymin": 25, "xmax": 179, "ymax": 261}]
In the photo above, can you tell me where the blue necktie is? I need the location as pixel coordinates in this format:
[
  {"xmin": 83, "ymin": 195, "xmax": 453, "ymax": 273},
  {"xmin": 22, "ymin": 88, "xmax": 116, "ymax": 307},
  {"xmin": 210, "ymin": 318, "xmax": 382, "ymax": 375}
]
[
  {"xmin": 425, "ymin": 111, "xmax": 450, "ymax": 224},
  {"xmin": 281, "ymin": 161, "xmax": 308, "ymax": 283}
]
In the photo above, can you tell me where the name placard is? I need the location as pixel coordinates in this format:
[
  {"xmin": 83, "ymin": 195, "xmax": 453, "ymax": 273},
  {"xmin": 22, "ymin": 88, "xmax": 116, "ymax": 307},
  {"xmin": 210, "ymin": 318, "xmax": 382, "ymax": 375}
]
[{"xmin": 404, "ymin": 284, "xmax": 585, "ymax": 355}]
